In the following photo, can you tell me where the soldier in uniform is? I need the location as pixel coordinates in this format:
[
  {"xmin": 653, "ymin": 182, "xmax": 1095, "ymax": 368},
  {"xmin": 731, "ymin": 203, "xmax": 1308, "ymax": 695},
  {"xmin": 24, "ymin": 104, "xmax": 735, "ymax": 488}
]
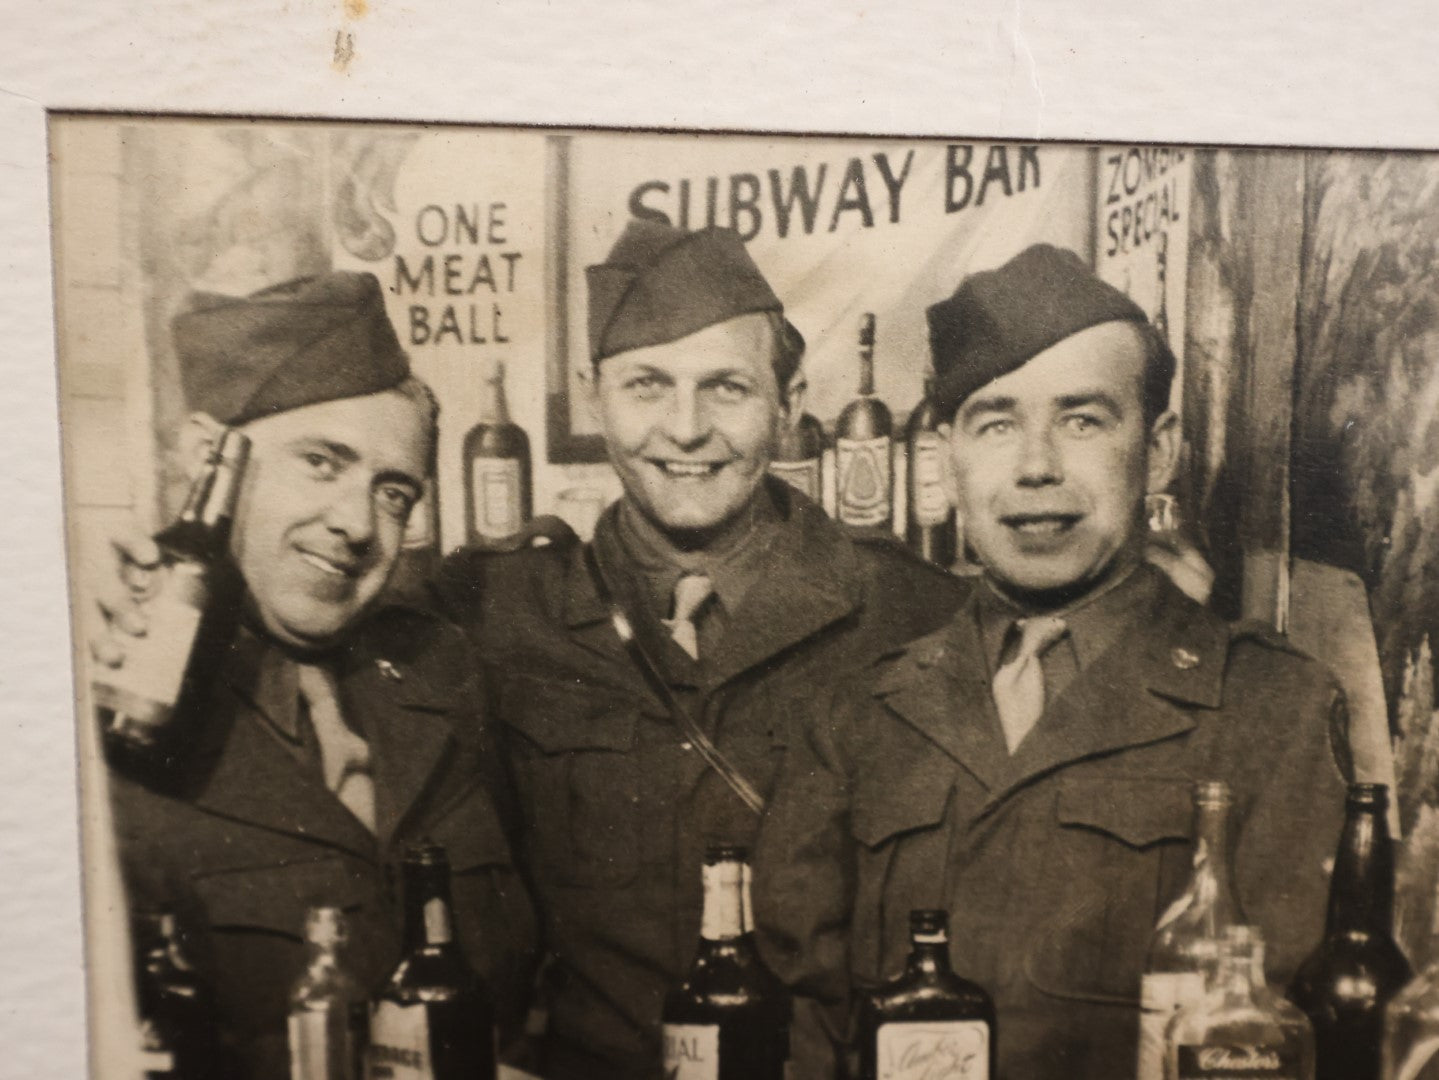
[
  {"xmin": 94, "ymin": 273, "xmax": 536, "ymax": 1079},
  {"xmin": 425, "ymin": 220, "xmax": 970, "ymax": 1079},
  {"xmin": 755, "ymin": 245, "xmax": 1351, "ymax": 1080}
]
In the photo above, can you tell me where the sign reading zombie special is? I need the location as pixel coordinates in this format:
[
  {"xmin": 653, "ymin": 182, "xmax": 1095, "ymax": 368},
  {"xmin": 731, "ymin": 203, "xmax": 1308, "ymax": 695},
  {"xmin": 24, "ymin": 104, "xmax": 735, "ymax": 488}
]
[{"xmin": 556, "ymin": 133, "xmax": 1093, "ymax": 452}]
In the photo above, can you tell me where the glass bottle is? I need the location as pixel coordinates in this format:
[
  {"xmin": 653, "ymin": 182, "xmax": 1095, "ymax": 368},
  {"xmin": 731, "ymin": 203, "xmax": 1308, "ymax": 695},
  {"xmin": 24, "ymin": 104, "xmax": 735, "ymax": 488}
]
[
  {"xmin": 834, "ymin": 313, "xmax": 893, "ymax": 529},
  {"xmin": 856, "ymin": 909, "xmax": 996, "ymax": 1080},
  {"xmin": 1166, "ymin": 926, "xmax": 1314, "ymax": 1080},
  {"xmin": 770, "ymin": 409, "xmax": 826, "ymax": 504},
  {"xmin": 903, "ymin": 371, "xmax": 956, "ymax": 567},
  {"xmin": 1290, "ymin": 784, "xmax": 1412, "ymax": 1080},
  {"xmin": 132, "ymin": 908, "xmax": 220, "ymax": 1080},
  {"xmin": 95, "ymin": 428, "xmax": 249, "ymax": 752},
  {"xmin": 661, "ymin": 845, "xmax": 791, "ymax": 1080},
  {"xmin": 463, "ymin": 360, "xmax": 532, "ymax": 545},
  {"xmin": 289, "ymin": 907, "xmax": 365, "ymax": 1080},
  {"xmin": 366, "ymin": 843, "xmax": 494, "ymax": 1080},
  {"xmin": 1138, "ymin": 781, "xmax": 1245, "ymax": 1080}
]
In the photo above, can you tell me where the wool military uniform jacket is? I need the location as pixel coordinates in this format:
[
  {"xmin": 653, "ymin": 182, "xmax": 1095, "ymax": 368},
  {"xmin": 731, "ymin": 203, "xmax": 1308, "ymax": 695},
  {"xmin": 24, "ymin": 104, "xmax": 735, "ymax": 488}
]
[
  {"xmin": 110, "ymin": 602, "xmax": 537, "ymax": 1080},
  {"xmin": 427, "ymin": 480, "xmax": 968, "ymax": 1080},
  {"xmin": 755, "ymin": 566, "xmax": 1351, "ymax": 1080}
]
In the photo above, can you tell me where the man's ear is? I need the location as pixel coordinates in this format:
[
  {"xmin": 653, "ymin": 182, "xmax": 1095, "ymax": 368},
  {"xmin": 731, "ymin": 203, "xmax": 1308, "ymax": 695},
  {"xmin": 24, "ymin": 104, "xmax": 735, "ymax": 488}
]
[
  {"xmin": 938, "ymin": 421, "xmax": 960, "ymax": 508},
  {"xmin": 578, "ymin": 364, "xmax": 602, "ymax": 426},
  {"xmin": 176, "ymin": 413, "xmax": 226, "ymax": 482},
  {"xmin": 1145, "ymin": 409, "xmax": 1181, "ymax": 495}
]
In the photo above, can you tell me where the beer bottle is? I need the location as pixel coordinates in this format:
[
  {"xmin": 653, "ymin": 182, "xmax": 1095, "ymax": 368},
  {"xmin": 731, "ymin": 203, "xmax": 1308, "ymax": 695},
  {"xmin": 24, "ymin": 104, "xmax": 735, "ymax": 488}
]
[
  {"xmin": 463, "ymin": 360, "xmax": 532, "ymax": 545},
  {"xmin": 1289, "ymin": 784, "xmax": 1412, "ymax": 1080},
  {"xmin": 856, "ymin": 909, "xmax": 996, "ymax": 1080},
  {"xmin": 834, "ymin": 313, "xmax": 893, "ymax": 529},
  {"xmin": 903, "ymin": 371, "xmax": 956, "ymax": 567},
  {"xmin": 1138, "ymin": 780, "xmax": 1245, "ymax": 1080},
  {"xmin": 1167, "ymin": 926, "xmax": 1315, "ymax": 1080},
  {"xmin": 366, "ymin": 843, "xmax": 494, "ymax": 1080},
  {"xmin": 661, "ymin": 845, "xmax": 791, "ymax": 1080},
  {"xmin": 96, "ymin": 428, "xmax": 250, "ymax": 754},
  {"xmin": 289, "ymin": 907, "xmax": 366, "ymax": 1080},
  {"xmin": 132, "ymin": 908, "xmax": 220, "ymax": 1080}
]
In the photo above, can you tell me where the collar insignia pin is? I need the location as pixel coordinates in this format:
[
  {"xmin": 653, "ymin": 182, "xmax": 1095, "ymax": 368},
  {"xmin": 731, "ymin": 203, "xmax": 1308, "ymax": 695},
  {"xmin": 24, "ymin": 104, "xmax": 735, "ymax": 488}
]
[
  {"xmin": 375, "ymin": 659, "xmax": 404, "ymax": 682},
  {"xmin": 1171, "ymin": 647, "xmax": 1200, "ymax": 670}
]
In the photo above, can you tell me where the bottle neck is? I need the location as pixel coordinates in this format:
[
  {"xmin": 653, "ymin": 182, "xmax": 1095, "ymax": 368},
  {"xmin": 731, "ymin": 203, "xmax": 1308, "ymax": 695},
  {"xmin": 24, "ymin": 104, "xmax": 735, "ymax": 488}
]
[
  {"xmin": 401, "ymin": 865, "xmax": 457, "ymax": 952},
  {"xmin": 858, "ymin": 349, "xmax": 876, "ymax": 397},
  {"xmin": 305, "ymin": 940, "xmax": 342, "ymax": 974},
  {"xmin": 478, "ymin": 371, "xmax": 512, "ymax": 424},
  {"xmin": 905, "ymin": 933, "xmax": 954, "ymax": 979},
  {"xmin": 1326, "ymin": 802, "xmax": 1395, "ymax": 938},
  {"xmin": 701, "ymin": 860, "xmax": 746, "ymax": 942},
  {"xmin": 1191, "ymin": 795, "xmax": 1243, "ymax": 929}
]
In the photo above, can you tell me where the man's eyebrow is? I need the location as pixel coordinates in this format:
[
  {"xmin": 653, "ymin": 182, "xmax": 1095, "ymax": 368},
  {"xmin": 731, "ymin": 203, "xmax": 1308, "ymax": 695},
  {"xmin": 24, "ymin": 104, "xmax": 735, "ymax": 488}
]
[
  {"xmin": 1055, "ymin": 391, "xmax": 1124, "ymax": 414},
  {"xmin": 289, "ymin": 437, "xmax": 360, "ymax": 463},
  {"xmin": 961, "ymin": 394, "xmax": 1017, "ymax": 418}
]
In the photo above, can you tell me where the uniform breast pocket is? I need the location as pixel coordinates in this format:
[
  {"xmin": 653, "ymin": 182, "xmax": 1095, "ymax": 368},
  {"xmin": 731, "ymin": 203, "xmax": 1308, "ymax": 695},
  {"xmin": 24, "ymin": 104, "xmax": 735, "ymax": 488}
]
[
  {"xmin": 504, "ymin": 679, "xmax": 642, "ymax": 889},
  {"xmin": 1026, "ymin": 777, "xmax": 1192, "ymax": 1005}
]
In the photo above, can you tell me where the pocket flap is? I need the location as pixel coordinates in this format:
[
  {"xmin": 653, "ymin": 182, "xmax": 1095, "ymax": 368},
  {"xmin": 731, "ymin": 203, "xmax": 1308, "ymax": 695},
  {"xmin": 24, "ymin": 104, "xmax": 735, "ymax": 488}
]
[
  {"xmin": 505, "ymin": 680, "xmax": 639, "ymax": 753},
  {"xmin": 191, "ymin": 855, "xmax": 369, "ymax": 937},
  {"xmin": 1057, "ymin": 777, "xmax": 1191, "ymax": 849},
  {"xmin": 852, "ymin": 756, "xmax": 954, "ymax": 848}
]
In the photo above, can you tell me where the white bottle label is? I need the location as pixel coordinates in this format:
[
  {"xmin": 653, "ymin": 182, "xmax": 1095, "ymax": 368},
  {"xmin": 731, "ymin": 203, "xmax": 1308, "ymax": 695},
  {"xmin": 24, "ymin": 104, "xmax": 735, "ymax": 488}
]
[
  {"xmin": 471, "ymin": 458, "xmax": 521, "ymax": 539},
  {"xmin": 366, "ymin": 1001, "xmax": 431, "ymax": 1080},
  {"xmin": 92, "ymin": 568, "xmax": 204, "ymax": 713},
  {"xmin": 662, "ymin": 1023, "xmax": 719, "ymax": 1080},
  {"xmin": 836, "ymin": 436, "xmax": 892, "ymax": 526},
  {"xmin": 1175, "ymin": 1043, "xmax": 1302, "ymax": 1078},
  {"xmin": 1138, "ymin": 971, "xmax": 1206, "ymax": 1080},
  {"xmin": 909, "ymin": 432, "xmax": 950, "ymax": 526},
  {"xmin": 700, "ymin": 863, "xmax": 743, "ymax": 941},
  {"xmin": 875, "ymin": 1020, "xmax": 990, "ymax": 1079},
  {"xmin": 769, "ymin": 457, "xmax": 821, "ymax": 501},
  {"xmin": 289, "ymin": 1007, "xmax": 356, "ymax": 1080}
]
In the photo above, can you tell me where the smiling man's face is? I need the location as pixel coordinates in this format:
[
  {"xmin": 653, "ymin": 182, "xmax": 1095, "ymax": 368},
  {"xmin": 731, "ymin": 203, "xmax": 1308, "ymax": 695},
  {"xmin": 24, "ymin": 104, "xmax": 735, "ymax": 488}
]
[
  {"xmin": 225, "ymin": 388, "xmax": 429, "ymax": 650},
  {"xmin": 948, "ymin": 321, "xmax": 1177, "ymax": 599},
  {"xmin": 592, "ymin": 312, "xmax": 785, "ymax": 543}
]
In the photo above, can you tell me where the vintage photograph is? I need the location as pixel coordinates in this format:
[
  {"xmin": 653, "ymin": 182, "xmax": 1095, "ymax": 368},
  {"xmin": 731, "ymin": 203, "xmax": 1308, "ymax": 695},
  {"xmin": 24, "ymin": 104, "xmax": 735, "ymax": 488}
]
[{"xmin": 51, "ymin": 114, "xmax": 1439, "ymax": 1080}]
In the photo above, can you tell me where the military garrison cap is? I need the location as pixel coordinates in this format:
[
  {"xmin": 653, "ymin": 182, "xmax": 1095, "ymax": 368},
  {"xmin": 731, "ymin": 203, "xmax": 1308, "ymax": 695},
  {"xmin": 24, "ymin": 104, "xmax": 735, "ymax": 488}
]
[
  {"xmin": 173, "ymin": 271, "xmax": 410, "ymax": 426},
  {"xmin": 586, "ymin": 220, "xmax": 802, "ymax": 386},
  {"xmin": 926, "ymin": 244, "xmax": 1175, "ymax": 420}
]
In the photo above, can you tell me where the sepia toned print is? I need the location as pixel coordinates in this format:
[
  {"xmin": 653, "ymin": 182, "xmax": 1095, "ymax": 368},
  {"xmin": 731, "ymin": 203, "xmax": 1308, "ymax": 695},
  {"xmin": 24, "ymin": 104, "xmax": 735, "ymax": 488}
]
[{"xmin": 49, "ymin": 113, "xmax": 1439, "ymax": 1080}]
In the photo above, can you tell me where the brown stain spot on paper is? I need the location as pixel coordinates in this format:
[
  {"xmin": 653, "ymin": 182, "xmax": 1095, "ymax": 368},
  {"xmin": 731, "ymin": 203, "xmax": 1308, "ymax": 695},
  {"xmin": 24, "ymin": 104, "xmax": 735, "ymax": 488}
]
[{"xmin": 344, "ymin": 0, "xmax": 367, "ymax": 17}]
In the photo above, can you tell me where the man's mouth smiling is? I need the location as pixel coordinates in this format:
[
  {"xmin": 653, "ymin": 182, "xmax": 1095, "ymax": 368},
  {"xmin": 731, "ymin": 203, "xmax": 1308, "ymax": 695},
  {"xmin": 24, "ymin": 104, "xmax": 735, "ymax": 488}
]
[
  {"xmin": 297, "ymin": 548, "xmax": 361, "ymax": 578},
  {"xmin": 1001, "ymin": 512, "xmax": 1082, "ymax": 538},
  {"xmin": 649, "ymin": 459, "xmax": 727, "ymax": 479}
]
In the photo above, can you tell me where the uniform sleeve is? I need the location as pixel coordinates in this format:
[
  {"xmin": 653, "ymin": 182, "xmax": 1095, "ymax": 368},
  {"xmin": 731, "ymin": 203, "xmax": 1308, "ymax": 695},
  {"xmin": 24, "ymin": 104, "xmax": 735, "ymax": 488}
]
[
  {"xmin": 754, "ymin": 683, "xmax": 859, "ymax": 1080},
  {"xmin": 1233, "ymin": 664, "xmax": 1350, "ymax": 986}
]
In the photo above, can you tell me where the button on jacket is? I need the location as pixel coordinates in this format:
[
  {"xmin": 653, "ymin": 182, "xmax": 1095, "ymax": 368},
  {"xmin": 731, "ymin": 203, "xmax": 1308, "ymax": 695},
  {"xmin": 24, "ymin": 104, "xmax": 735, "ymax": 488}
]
[
  {"xmin": 109, "ymin": 603, "xmax": 537, "ymax": 1080},
  {"xmin": 428, "ymin": 480, "xmax": 968, "ymax": 1080},
  {"xmin": 756, "ymin": 566, "xmax": 1351, "ymax": 1080}
]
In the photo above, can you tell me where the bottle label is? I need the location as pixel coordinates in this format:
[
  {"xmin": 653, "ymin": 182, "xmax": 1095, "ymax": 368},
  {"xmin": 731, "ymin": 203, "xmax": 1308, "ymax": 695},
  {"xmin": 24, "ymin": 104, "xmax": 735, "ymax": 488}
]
[
  {"xmin": 289, "ymin": 1007, "xmax": 356, "ymax": 1080},
  {"xmin": 423, "ymin": 898, "xmax": 453, "ymax": 945},
  {"xmin": 700, "ymin": 863, "xmax": 744, "ymax": 941},
  {"xmin": 1137, "ymin": 971, "xmax": 1206, "ymax": 1080},
  {"xmin": 875, "ymin": 1020, "xmax": 990, "ymax": 1079},
  {"xmin": 1176, "ymin": 1044, "xmax": 1302, "ymax": 1079},
  {"xmin": 909, "ymin": 432, "xmax": 950, "ymax": 526},
  {"xmin": 769, "ymin": 457, "xmax": 821, "ymax": 501},
  {"xmin": 366, "ymin": 1001, "xmax": 430, "ymax": 1079},
  {"xmin": 471, "ymin": 458, "xmax": 522, "ymax": 540},
  {"xmin": 662, "ymin": 1023, "xmax": 719, "ymax": 1080},
  {"xmin": 92, "ymin": 569, "xmax": 205, "ymax": 715},
  {"xmin": 836, "ymin": 436, "xmax": 892, "ymax": 526}
]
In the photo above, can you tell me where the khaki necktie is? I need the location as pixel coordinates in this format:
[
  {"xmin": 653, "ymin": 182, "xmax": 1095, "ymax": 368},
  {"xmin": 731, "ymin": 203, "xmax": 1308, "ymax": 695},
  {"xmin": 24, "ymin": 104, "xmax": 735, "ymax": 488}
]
[
  {"xmin": 992, "ymin": 615, "xmax": 1068, "ymax": 754},
  {"xmin": 662, "ymin": 573, "xmax": 715, "ymax": 661},
  {"xmin": 296, "ymin": 663, "xmax": 376, "ymax": 832}
]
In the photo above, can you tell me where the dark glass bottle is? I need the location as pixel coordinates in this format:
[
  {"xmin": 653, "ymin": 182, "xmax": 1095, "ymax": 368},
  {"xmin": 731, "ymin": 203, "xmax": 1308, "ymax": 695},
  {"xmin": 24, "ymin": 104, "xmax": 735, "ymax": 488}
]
[
  {"xmin": 834, "ymin": 313, "xmax": 893, "ymax": 530},
  {"xmin": 463, "ymin": 360, "xmax": 532, "ymax": 545},
  {"xmin": 661, "ymin": 845, "xmax": 791, "ymax": 1080},
  {"xmin": 904, "ymin": 372, "xmax": 956, "ymax": 567},
  {"xmin": 366, "ymin": 843, "xmax": 494, "ymax": 1080},
  {"xmin": 856, "ymin": 909, "xmax": 997, "ymax": 1080},
  {"xmin": 96, "ymin": 428, "xmax": 249, "ymax": 754},
  {"xmin": 1289, "ymin": 784, "xmax": 1413, "ymax": 1080},
  {"xmin": 132, "ymin": 908, "xmax": 221, "ymax": 1080},
  {"xmin": 770, "ymin": 410, "xmax": 826, "ymax": 504}
]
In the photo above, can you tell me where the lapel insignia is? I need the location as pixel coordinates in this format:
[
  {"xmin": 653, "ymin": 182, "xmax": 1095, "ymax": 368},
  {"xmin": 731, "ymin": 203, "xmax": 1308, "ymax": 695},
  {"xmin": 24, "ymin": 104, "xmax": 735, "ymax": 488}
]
[
  {"xmin": 375, "ymin": 658, "xmax": 404, "ymax": 682},
  {"xmin": 1171, "ymin": 646, "xmax": 1201, "ymax": 670}
]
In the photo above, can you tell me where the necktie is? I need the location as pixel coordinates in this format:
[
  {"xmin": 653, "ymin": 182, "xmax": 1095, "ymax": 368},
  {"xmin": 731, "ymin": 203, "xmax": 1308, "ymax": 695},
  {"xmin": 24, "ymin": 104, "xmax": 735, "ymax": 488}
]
[
  {"xmin": 992, "ymin": 615, "xmax": 1068, "ymax": 754},
  {"xmin": 662, "ymin": 573, "xmax": 715, "ymax": 661},
  {"xmin": 296, "ymin": 663, "xmax": 376, "ymax": 832}
]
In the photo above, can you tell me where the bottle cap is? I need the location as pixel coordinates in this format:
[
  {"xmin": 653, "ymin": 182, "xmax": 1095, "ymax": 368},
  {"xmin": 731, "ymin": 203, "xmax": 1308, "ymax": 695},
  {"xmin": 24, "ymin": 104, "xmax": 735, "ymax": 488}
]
[
  {"xmin": 1347, "ymin": 783, "xmax": 1389, "ymax": 808},
  {"xmin": 304, "ymin": 906, "xmax": 349, "ymax": 949},
  {"xmin": 704, "ymin": 843, "xmax": 749, "ymax": 865},
  {"xmin": 909, "ymin": 909, "xmax": 949, "ymax": 938},
  {"xmin": 404, "ymin": 840, "xmax": 450, "ymax": 868},
  {"xmin": 1193, "ymin": 779, "xmax": 1234, "ymax": 807}
]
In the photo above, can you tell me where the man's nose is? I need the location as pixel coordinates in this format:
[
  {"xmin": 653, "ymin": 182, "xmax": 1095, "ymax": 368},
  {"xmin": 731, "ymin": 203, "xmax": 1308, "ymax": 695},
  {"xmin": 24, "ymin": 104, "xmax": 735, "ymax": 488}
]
[
  {"xmin": 659, "ymin": 385, "xmax": 712, "ymax": 449},
  {"xmin": 322, "ymin": 477, "xmax": 376, "ymax": 546},
  {"xmin": 1016, "ymin": 426, "xmax": 1063, "ymax": 486}
]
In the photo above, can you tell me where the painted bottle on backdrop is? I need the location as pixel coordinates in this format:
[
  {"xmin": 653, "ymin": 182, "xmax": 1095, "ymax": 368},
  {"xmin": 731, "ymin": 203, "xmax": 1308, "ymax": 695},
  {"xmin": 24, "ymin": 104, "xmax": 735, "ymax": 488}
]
[
  {"xmin": 1289, "ymin": 784, "xmax": 1412, "ymax": 1080},
  {"xmin": 1137, "ymin": 781, "xmax": 1245, "ymax": 1080},
  {"xmin": 289, "ymin": 907, "xmax": 366, "ymax": 1080},
  {"xmin": 463, "ymin": 360, "xmax": 532, "ymax": 545},
  {"xmin": 835, "ymin": 313, "xmax": 893, "ymax": 529},
  {"xmin": 365, "ymin": 843, "xmax": 495, "ymax": 1080},
  {"xmin": 856, "ymin": 908, "xmax": 996, "ymax": 1080},
  {"xmin": 770, "ymin": 410, "xmax": 826, "ymax": 504},
  {"xmin": 661, "ymin": 845, "xmax": 791, "ymax": 1080},
  {"xmin": 904, "ymin": 370, "xmax": 956, "ymax": 567},
  {"xmin": 1167, "ymin": 926, "xmax": 1315, "ymax": 1080},
  {"xmin": 95, "ymin": 428, "xmax": 250, "ymax": 756}
]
